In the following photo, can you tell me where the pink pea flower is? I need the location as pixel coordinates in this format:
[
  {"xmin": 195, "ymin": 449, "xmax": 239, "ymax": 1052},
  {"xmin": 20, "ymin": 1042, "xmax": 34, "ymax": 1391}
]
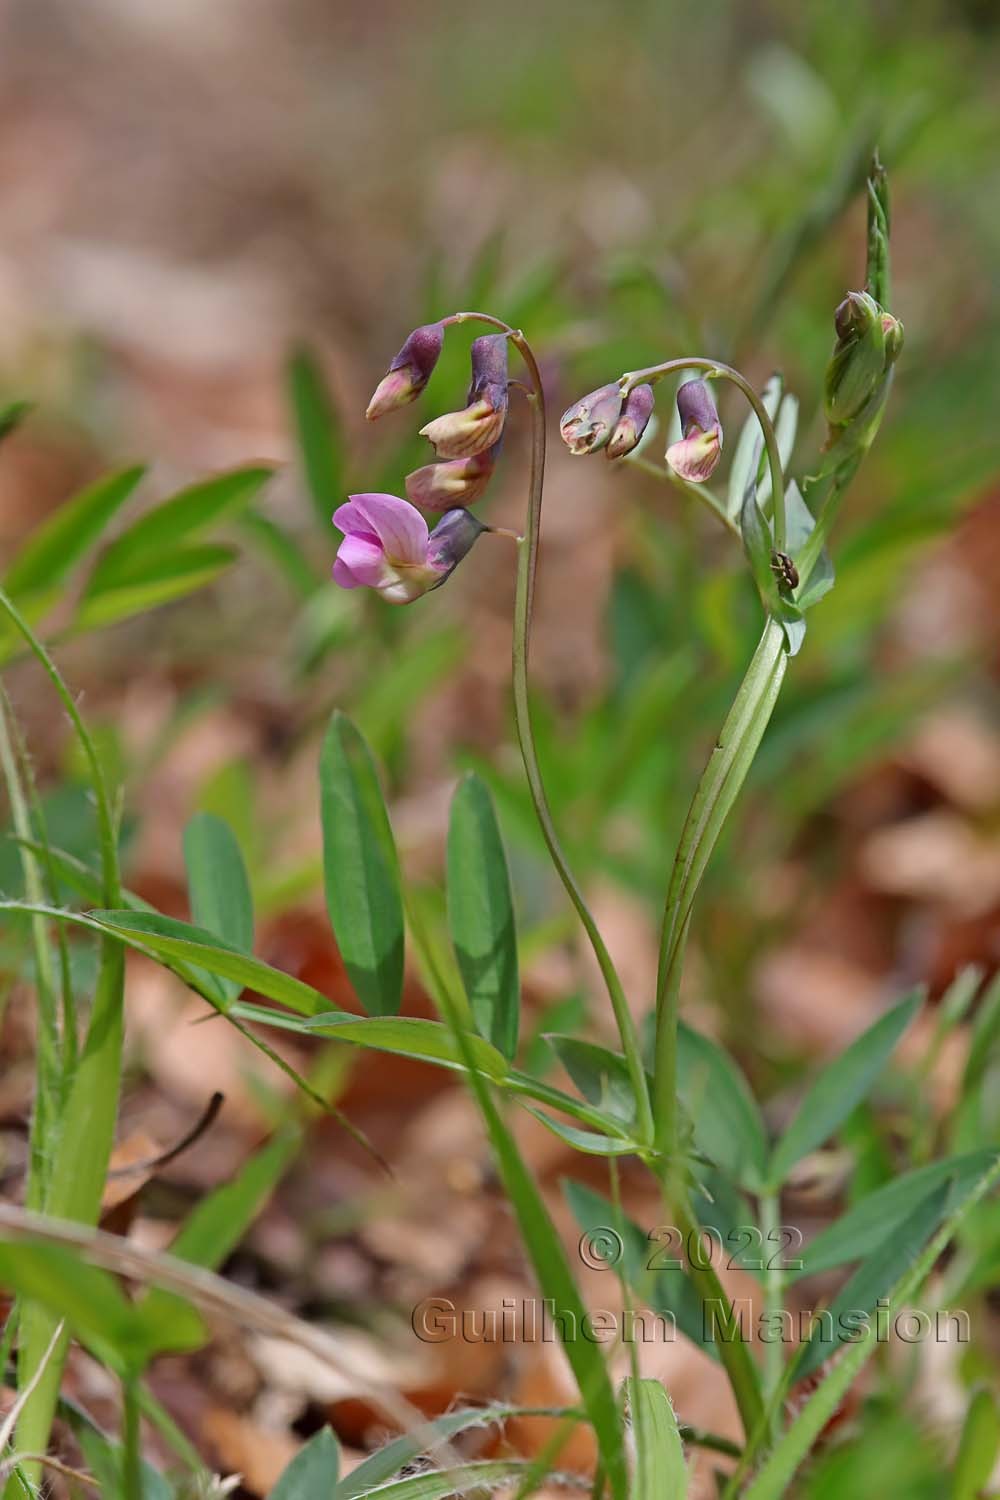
[
  {"xmin": 665, "ymin": 379, "xmax": 723, "ymax": 481},
  {"xmin": 333, "ymin": 493, "xmax": 484, "ymax": 605}
]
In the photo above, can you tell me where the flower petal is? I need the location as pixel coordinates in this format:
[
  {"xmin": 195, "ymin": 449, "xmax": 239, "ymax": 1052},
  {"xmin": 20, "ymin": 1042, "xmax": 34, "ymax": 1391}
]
[
  {"xmin": 333, "ymin": 533, "xmax": 391, "ymax": 588},
  {"xmin": 347, "ymin": 492, "xmax": 429, "ymax": 563}
]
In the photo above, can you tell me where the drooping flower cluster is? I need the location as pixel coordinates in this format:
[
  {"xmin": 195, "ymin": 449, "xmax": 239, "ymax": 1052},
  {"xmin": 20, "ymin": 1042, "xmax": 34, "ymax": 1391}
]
[
  {"xmin": 559, "ymin": 375, "xmax": 723, "ymax": 482},
  {"xmin": 335, "ymin": 324, "xmax": 512, "ymax": 604}
]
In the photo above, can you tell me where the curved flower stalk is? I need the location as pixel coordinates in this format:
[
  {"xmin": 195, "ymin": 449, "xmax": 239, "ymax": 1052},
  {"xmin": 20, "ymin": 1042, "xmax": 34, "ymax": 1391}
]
[{"xmin": 339, "ymin": 155, "xmax": 904, "ymax": 1455}]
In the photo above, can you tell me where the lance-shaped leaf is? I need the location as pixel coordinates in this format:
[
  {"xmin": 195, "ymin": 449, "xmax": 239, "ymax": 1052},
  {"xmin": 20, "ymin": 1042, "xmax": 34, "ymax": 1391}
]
[
  {"xmin": 320, "ymin": 712, "xmax": 404, "ymax": 1016},
  {"xmin": 4, "ymin": 466, "xmax": 146, "ymax": 600},
  {"xmin": 768, "ymin": 989, "xmax": 922, "ymax": 1187},
  {"xmin": 447, "ymin": 774, "xmax": 519, "ymax": 1058},
  {"xmin": 727, "ymin": 374, "xmax": 783, "ymax": 519},
  {"xmin": 627, "ymin": 1378, "xmax": 688, "ymax": 1500},
  {"xmin": 268, "ymin": 1426, "xmax": 339, "ymax": 1500},
  {"xmin": 793, "ymin": 1181, "xmax": 949, "ymax": 1379},
  {"xmin": 789, "ymin": 1149, "xmax": 998, "ymax": 1282},
  {"xmin": 183, "ymin": 812, "xmax": 254, "ymax": 1006},
  {"xmin": 953, "ymin": 1389, "xmax": 1000, "ymax": 1500},
  {"xmin": 678, "ymin": 1021, "xmax": 768, "ymax": 1190}
]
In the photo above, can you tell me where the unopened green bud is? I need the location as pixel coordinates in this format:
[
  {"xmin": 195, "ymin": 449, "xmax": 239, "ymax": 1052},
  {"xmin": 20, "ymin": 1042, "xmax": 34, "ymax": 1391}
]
[{"xmin": 825, "ymin": 290, "xmax": 900, "ymax": 427}]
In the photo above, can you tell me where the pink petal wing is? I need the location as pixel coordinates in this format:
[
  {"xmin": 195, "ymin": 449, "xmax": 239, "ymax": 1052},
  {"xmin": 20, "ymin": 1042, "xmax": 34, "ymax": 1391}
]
[
  {"xmin": 333, "ymin": 533, "xmax": 390, "ymax": 588},
  {"xmin": 349, "ymin": 492, "xmax": 429, "ymax": 563},
  {"xmin": 333, "ymin": 498, "xmax": 372, "ymax": 536}
]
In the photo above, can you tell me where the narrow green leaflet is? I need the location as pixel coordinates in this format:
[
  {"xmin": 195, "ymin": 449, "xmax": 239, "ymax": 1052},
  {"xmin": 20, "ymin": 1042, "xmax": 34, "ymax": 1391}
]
[
  {"xmin": 320, "ymin": 712, "xmax": 404, "ymax": 1016},
  {"xmin": 0, "ymin": 1242, "xmax": 205, "ymax": 1375},
  {"xmin": 286, "ymin": 347, "xmax": 343, "ymax": 530},
  {"xmin": 183, "ymin": 812, "xmax": 254, "ymax": 1006},
  {"xmin": 789, "ymin": 1149, "xmax": 998, "ymax": 1281},
  {"xmin": 794, "ymin": 1182, "xmax": 949, "ymax": 1380},
  {"xmin": 446, "ymin": 774, "xmax": 520, "ymax": 1059},
  {"xmin": 83, "ymin": 466, "xmax": 272, "ymax": 596},
  {"xmin": 90, "ymin": 908, "xmax": 329, "ymax": 1016},
  {"xmin": 740, "ymin": 483, "xmax": 805, "ymax": 655},
  {"xmin": 525, "ymin": 1108, "xmax": 640, "ymax": 1156},
  {"xmin": 952, "ymin": 1389, "xmax": 1000, "ymax": 1500},
  {"xmin": 142, "ymin": 1125, "xmax": 302, "ymax": 1333},
  {"xmin": 768, "ymin": 989, "xmax": 921, "ymax": 1186},
  {"xmin": 742, "ymin": 1156, "xmax": 1000, "ymax": 1500},
  {"xmin": 301, "ymin": 1011, "xmax": 509, "ymax": 1079},
  {"xmin": 677, "ymin": 1021, "xmax": 768, "ymax": 1190},
  {"xmin": 3, "ymin": 466, "xmax": 146, "ymax": 599},
  {"xmin": 784, "ymin": 480, "xmax": 834, "ymax": 609},
  {"xmin": 546, "ymin": 1035, "xmax": 637, "ymax": 1128},
  {"xmin": 268, "ymin": 1427, "xmax": 339, "ymax": 1500},
  {"xmin": 627, "ymin": 1377, "xmax": 688, "ymax": 1500},
  {"xmin": 74, "ymin": 544, "xmax": 237, "ymax": 630}
]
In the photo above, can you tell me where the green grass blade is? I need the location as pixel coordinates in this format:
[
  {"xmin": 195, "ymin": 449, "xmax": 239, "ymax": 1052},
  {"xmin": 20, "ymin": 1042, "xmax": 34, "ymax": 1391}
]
[{"xmin": 286, "ymin": 347, "xmax": 344, "ymax": 531}]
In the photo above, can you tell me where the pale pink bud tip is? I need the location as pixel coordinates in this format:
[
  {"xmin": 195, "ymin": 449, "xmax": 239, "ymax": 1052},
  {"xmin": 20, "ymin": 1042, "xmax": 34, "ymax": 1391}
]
[
  {"xmin": 560, "ymin": 384, "xmax": 623, "ymax": 455},
  {"xmin": 365, "ymin": 321, "xmax": 444, "ymax": 420},
  {"xmin": 419, "ymin": 399, "xmax": 505, "ymax": 459},
  {"xmin": 405, "ymin": 451, "xmax": 496, "ymax": 511},
  {"xmin": 666, "ymin": 379, "xmax": 723, "ymax": 482},
  {"xmin": 606, "ymin": 384, "xmax": 655, "ymax": 459}
]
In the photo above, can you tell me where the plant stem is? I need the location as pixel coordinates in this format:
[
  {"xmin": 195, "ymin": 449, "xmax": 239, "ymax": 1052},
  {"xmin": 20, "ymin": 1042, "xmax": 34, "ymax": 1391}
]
[
  {"xmin": 448, "ymin": 312, "xmax": 653, "ymax": 1145},
  {"xmin": 672, "ymin": 1189, "xmax": 765, "ymax": 1436},
  {"xmin": 0, "ymin": 691, "xmax": 61, "ymax": 1205},
  {"xmin": 759, "ymin": 1189, "xmax": 784, "ymax": 1405},
  {"xmin": 0, "ymin": 588, "xmax": 125, "ymax": 1494},
  {"xmin": 121, "ymin": 1380, "xmax": 142, "ymax": 1500}
]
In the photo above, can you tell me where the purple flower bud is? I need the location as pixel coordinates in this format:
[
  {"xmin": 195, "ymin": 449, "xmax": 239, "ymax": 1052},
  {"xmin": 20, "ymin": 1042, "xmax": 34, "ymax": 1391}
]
[
  {"xmin": 606, "ymin": 384, "xmax": 655, "ymax": 459},
  {"xmin": 419, "ymin": 333, "xmax": 510, "ymax": 459},
  {"xmin": 560, "ymin": 383, "xmax": 624, "ymax": 455},
  {"xmin": 426, "ymin": 508, "xmax": 487, "ymax": 580},
  {"xmin": 405, "ymin": 448, "xmax": 496, "ymax": 511},
  {"xmin": 665, "ymin": 379, "xmax": 723, "ymax": 482},
  {"xmin": 365, "ymin": 322, "xmax": 445, "ymax": 421}
]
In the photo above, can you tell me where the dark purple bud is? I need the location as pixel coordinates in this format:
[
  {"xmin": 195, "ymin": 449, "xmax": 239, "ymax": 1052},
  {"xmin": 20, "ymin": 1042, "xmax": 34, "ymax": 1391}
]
[
  {"xmin": 666, "ymin": 379, "xmax": 723, "ymax": 481},
  {"xmin": 468, "ymin": 334, "xmax": 510, "ymax": 409},
  {"xmin": 606, "ymin": 384, "xmax": 655, "ymax": 459},
  {"xmin": 560, "ymin": 383, "xmax": 624, "ymax": 455},
  {"xmin": 366, "ymin": 321, "xmax": 445, "ymax": 420},
  {"xmin": 425, "ymin": 507, "xmax": 487, "ymax": 582},
  {"xmin": 419, "ymin": 334, "xmax": 510, "ymax": 459}
]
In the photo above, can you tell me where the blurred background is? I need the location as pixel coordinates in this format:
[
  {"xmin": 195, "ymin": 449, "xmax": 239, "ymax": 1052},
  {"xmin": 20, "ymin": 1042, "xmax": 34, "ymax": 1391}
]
[{"xmin": 1, "ymin": 0, "xmax": 1000, "ymax": 1494}]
